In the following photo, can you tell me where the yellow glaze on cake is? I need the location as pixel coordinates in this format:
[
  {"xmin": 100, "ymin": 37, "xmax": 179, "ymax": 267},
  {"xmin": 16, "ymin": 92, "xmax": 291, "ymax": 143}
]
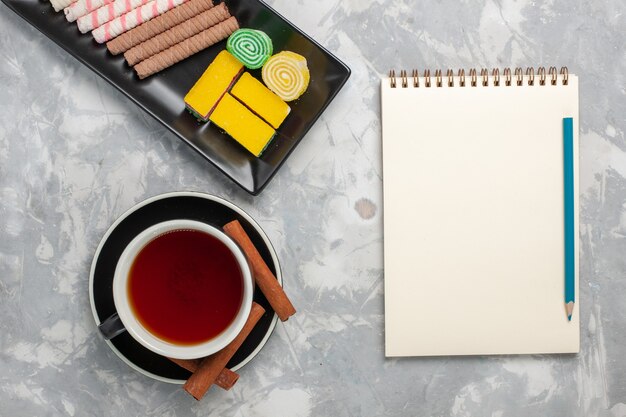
[
  {"xmin": 210, "ymin": 93, "xmax": 276, "ymax": 157},
  {"xmin": 230, "ymin": 73, "xmax": 291, "ymax": 129},
  {"xmin": 184, "ymin": 51, "xmax": 244, "ymax": 121}
]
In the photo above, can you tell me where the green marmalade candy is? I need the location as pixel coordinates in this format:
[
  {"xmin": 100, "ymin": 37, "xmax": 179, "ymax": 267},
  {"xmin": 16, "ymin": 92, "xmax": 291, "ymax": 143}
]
[{"xmin": 226, "ymin": 29, "xmax": 273, "ymax": 69}]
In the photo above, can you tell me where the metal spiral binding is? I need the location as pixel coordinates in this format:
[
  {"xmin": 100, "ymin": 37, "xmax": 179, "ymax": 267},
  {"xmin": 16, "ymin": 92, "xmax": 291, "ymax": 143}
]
[
  {"xmin": 560, "ymin": 66, "xmax": 569, "ymax": 85},
  {"xmin": 469, "ymin": 68, "xmax": 477, "ymax": 87},
  {"xmin": 526, "ymin": 67, "xmax": 535, "ymax": 85},
  {"xmin": 549, "ymin": 67, "xmax": 558, "ymax": 85},
  {"xmin": 435, "ymin": 69, "xmax": 443, "ymax": 87},
  {"xmin": 389, "ymin": 69, "xmax": 397, "ymax": 88},
  {"xmin": 400, "ymin": 70, "xmax": 408, "ymax": 88},
  {"xmin": 389, "ymin": 66, "xmax": 569, "ymax": 88},
  {"xmin": 538, "ymin": 67, "xmax": 546, "ymax": 85},
  {"xmin": 492, "ymin": 68, "xmax": 500, "ymax": 86},
  {"xmin": 514, "ymin": 68, "xmax": 523, "ymax": 86}
]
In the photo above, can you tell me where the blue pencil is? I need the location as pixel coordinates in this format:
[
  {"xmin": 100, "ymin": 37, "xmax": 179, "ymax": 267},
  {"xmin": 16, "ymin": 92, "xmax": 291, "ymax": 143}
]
[{"xmin": 563, "ymin": 117, "xmax": 575, "ymax": 321}]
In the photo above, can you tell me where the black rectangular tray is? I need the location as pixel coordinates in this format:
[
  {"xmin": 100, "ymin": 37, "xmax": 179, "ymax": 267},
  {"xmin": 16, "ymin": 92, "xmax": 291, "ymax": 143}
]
[{"xmin": 1, "ymin": 0, "xmax": 351, "ymax": 194}]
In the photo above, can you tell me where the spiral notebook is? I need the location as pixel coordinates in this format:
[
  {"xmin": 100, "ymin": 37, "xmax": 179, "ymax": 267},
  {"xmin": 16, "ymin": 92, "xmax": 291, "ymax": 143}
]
[{"xmin": 382, "ymin": 67, "xmax": 580, "ymax": 357}]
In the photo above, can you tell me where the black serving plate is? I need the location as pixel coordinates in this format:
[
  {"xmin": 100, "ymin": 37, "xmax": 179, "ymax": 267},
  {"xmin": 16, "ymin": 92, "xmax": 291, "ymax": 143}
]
[
  {"xmin": 1, "ymin": 0, "xmax": 351, "ymax": 195},
  {"xmin": 89, "ymin": 192, "xmax": 281, "ymax": 383}
]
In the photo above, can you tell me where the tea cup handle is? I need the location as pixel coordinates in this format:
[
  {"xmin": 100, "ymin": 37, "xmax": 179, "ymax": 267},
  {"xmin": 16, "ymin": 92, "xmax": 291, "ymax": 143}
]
[{"xmin": 98, "ymin": 312, "xmax": 126, "ymax": 340}]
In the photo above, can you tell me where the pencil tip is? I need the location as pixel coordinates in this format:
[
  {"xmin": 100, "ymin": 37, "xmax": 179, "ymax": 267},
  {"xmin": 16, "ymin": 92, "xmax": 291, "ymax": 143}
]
[{"xmin": 566, "ymin": 301, "xmax": 575, "ymax": 321}]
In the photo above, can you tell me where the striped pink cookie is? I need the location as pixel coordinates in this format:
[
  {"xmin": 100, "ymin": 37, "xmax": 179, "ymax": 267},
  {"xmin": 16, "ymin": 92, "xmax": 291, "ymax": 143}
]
[
  {"xmin": 50, "ymin": 0, "xmax": 75, "ymax": 12},
  {"xmin": 76, "ymin": 0, "xmax": 150, "ymax": 33},
  {"xmin": 64, "ymin": 0, "xmax": 114, "ymax": 22},
  {"xmin": 91, "ymin": 0, "xmax": 187, "ymax": 44}
]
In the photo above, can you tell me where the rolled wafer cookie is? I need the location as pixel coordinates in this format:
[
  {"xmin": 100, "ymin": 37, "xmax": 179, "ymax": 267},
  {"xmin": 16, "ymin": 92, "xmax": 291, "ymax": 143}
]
[
  {"xmin": 50, "ymin": 0, "xmax": 75, "ymax": 12},
  {"xmin": 134, "ymin": 16, "xmax": 239, "ymax": 79},
  {"xmin": 106, "ymin": 0, "xmax": 214, "ymax": 55},
  {"xmin": 77, "ymin": 0, "xmax": 150, "ymax": 33},
  {"xmin": 124, "ymin": 3, "xmax": 230, "ymax": 66},
  {"xmin": 92, "ymin": 0, "xmax": 188, "ymax": 44},
  {"xmin": 64, "ymin": 0, "xmax": 113, "ymax": 22}
]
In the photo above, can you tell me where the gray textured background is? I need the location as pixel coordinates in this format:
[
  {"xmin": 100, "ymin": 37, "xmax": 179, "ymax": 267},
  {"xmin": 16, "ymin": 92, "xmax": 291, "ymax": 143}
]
[{"xmin": 1, "ymin": 0, "xmax": 625, "ymax": 416}]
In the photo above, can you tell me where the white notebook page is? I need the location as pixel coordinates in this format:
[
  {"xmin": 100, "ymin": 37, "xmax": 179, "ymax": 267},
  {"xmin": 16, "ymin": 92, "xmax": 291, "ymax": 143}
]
[{"xmin": 382, "ymin": 75, "xmax": 580, "ymax": 356}]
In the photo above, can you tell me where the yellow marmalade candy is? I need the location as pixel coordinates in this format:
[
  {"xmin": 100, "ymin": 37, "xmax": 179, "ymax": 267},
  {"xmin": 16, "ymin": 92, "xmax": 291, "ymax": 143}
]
[{"xmin": 209, "ymin": 93, "xmax": 276, "ymax": 157}]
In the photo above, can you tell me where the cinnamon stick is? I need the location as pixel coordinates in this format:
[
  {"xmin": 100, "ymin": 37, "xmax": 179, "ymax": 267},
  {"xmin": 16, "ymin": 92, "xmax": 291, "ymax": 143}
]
[
  {"xmin": 223, "ymin": 220, "xmax": 296, "ymax": 321},
  {"xmin": 183, "ymin": 302, "xmax": 265, "ymax": 400},
  {"xmin": 168, "ymin": 358, "xmax": 240, "ymax": 390},
  {"xmin": 168, "ymin": 357, "xmax": 202, "ymax": 373}
]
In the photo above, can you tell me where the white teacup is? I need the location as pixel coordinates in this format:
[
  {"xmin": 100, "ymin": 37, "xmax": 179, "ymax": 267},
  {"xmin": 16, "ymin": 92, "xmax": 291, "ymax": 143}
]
[{"xmin": 98, "ymin": 219, "xmax": 253, "ymax": 360}]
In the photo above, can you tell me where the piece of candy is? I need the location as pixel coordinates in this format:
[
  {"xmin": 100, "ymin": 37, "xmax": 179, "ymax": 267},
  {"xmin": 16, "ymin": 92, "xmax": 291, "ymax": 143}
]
[
  {"xmin": 77, "ymin": 0, "xmax": 150, "ymax": 34},
  {"xmin": 184, "ymin": 50, "xmax": 243, "ymax": 121},
  {"xmin": 209, "ymin": 93, "xmax": 276, "ymax": 157},
  {"xmin": 106, "ymin": 0, "xmax": 215, "ymax": 55},
  {"xmin": 49, "ymin": 0, "xmax": 74, "ymax": 12},
  {"xmin": 91, "ymin": 0, "xmax": 188, "ymax": 43},
  {"xmin": 261, "ymin": 51, "xmax": 310, "ymax": 102},
  {"xmin": 124, "ymin": 3, "xmax": 230, "ymax": 66},
  {"xmin": 226, "ymin": 29, "xmax": 272, "ymax": 69},
  {"xmin": 64, "ymin": 0, "xmax": 113, "ymax": 22},
  {"xmin": 231, "ymin": 73, "xmax": 290, "ymax": 129},
  {"xmin": 134, "ymin": 16, "xmax": 239, "ymax": 79}
]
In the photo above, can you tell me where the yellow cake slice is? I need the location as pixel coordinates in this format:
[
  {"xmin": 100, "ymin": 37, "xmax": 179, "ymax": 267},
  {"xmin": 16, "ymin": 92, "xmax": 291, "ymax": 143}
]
[
  {"xmin": 230, "ymin": 73, "xmax": 291, "ymax": 129},
  {"xmin": 209, "ymin": 93, "xmax": 276, "ymax": 157},
  {"xmin": 184, "ymin": 51, "xmax": 244, "ymax": 121}
]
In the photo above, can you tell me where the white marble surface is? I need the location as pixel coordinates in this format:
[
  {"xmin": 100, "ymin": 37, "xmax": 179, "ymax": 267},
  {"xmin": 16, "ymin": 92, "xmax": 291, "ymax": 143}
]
[{"xmin": 1, "ymin": 0, "xmax": 625, "ymax": 416}]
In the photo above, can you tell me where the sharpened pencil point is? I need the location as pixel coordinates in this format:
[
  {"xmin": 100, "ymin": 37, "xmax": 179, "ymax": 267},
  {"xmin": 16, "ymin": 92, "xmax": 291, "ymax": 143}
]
[{"xmin": 566, "ymin": 301, "xmax": 575, "ymax": 321}]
